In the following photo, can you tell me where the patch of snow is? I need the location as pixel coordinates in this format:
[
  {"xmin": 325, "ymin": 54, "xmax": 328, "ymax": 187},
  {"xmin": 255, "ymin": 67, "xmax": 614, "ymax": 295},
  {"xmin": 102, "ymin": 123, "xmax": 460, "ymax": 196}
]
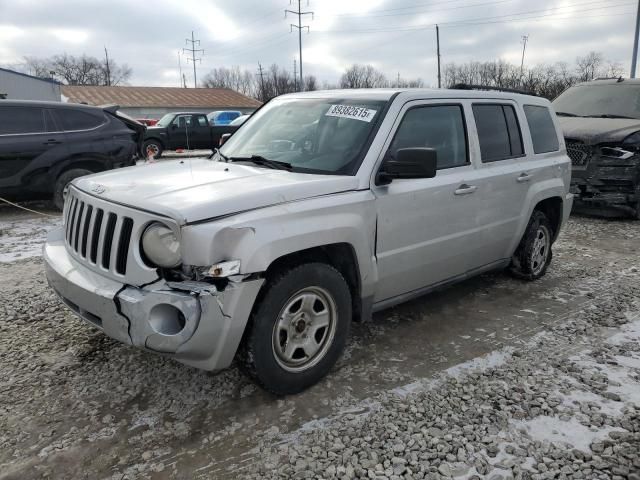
[
  {"xmin": 511, "ymin": 416, "xmax": 623, "ymax": 452},
  {"xmin": 446, "ymin": 348, "xmax": 513, "ymax": 380},
  {"xmin": 0, "ymin": 217, "xmax": 60, "ymax": 263},
  {"xmin": 556, "ymin": 389, "xmax": 624, "ymax": 417},
  {"xmin": 607, "ymin": 317, "xmax": 640, "ymax": 345}
]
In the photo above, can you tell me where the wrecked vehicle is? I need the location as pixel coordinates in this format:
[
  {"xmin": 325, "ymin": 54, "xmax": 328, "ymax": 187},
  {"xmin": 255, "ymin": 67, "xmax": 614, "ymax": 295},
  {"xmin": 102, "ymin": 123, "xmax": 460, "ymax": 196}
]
[
  {"xmin": 0, "ymin": 101, "xmax": 144, "ymax": 210},
  {"xmin": 553, "ymin": 78, "xmax": 640, "ymax": 218},
  {"xmin": 44, "ymin": 88, "xmax": 572, "ymax": 395}
]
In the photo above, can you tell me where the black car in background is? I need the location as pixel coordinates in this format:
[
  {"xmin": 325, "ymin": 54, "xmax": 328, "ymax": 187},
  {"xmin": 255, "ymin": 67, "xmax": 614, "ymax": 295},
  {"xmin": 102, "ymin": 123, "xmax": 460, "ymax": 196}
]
[
  {"xmin": 552, "ymin": 79, "xmax": 640, "ymax": 218},
  {"xmin": 142, "ymin": 112, "xmax": 239, "ymax": 158},
  {"xmin": 0, "ymin": 100, "xmax": 145, "ymax": 209}
]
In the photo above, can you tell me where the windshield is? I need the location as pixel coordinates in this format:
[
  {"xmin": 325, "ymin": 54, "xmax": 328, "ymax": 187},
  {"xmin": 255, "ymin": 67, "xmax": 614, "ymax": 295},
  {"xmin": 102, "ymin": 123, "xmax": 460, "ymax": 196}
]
[
  {"xmin": 553, "ymin": 83, "xmax": 640, "ymax": 119},
  {"xmin": 156, "ymin": 113, "xmax": 175, "ymax": 127},
  {"xmin": 219, "ymin": 98, "xmax": 387, "ymax": 175}
]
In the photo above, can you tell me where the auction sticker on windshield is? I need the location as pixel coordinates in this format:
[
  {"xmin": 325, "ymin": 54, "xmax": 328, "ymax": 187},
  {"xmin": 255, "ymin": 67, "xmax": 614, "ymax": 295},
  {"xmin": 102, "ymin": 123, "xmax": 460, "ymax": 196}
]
[{"xmin": 325, "ymin": 105, "xmax": 378, "ymax": 123}]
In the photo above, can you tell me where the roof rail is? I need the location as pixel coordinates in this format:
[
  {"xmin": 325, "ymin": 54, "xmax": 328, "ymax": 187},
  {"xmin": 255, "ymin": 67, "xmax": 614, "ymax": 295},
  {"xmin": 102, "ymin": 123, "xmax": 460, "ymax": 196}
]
[{"xmin": 451, "ymin": 83, "xmax": 538, "ymax": 96}]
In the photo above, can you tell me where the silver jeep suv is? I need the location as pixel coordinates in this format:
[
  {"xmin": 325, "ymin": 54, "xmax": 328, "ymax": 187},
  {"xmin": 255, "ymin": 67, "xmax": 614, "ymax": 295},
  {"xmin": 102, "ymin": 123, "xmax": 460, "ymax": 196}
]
[{"xmin": 44, "ymin": 88, "xmax": 572, "ymax": 395}]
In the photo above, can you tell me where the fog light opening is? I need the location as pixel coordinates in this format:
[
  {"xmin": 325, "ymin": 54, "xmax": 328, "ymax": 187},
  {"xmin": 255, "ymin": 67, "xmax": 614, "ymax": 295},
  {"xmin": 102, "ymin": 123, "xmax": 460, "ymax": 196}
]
[{"xmin": 149, "ymin": 304, "xmax": 186, "ymax": 336}]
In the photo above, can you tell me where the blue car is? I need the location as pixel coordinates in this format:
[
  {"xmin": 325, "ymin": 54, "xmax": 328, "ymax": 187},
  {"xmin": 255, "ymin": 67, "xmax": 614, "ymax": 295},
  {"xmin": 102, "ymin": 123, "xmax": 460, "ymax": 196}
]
[{"xmin": 207, "ymin": 110, "xmax": 242, "ymax": 126}]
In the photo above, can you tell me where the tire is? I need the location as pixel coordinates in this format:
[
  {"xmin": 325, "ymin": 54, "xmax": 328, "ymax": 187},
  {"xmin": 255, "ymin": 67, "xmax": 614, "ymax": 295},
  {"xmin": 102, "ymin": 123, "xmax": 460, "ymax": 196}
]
[
  {"xmin": 143, "ymin": 139, "xmax": 163, "ymax": 159},
  {"xmin": 239, "ymin": 263, "xmax": 352, "ymax": 396},
  {"xmin": 509, "ymin": 210, "xmax": 553, "ymax": 281},
  {"xmin": 53, "ymin": 168, "xmax": 93, "ymax": 210}
]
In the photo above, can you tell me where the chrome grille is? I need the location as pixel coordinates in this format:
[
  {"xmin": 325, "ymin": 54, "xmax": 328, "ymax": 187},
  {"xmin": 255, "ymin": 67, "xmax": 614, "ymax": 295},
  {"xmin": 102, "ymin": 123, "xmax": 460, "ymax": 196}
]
[
  {"xmin": 64, "ymin": 191, "xmax": 134, "ymax": 276},
  {"xmin": 566, "ymin": 141, "xmax": 592, "ymax": 167}
]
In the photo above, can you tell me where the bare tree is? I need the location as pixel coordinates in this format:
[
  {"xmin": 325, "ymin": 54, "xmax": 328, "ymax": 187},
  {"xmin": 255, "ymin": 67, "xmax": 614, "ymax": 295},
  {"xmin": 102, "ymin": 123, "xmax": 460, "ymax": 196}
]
[
  {"xmin": 202, "ymin": 66, "xmax": 256, "ymax": 97},
  {"xmin": 576, "ymin": 51, "xmax": 604, "ymax": 82},
  {"xmin": 303, "ymin": 75, "xmax": 318, "ymax": 91},
  {"xmin": 23, "ymin": 54, "xmax": 131, "ymax": 85},
  {"xmin": 340, "ymin": 64, "xmax": 388, "ymax": 89}
]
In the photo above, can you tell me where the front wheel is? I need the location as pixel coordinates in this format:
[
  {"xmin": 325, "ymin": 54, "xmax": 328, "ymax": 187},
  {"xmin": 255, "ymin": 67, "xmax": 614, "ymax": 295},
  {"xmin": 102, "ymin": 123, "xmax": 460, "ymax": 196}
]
[
  {"xmin": 509, "ymin": 210, "xmax": 553, "ymax": 281},
  {"xmin": 239, "ymin": 263, "xmax": 352, "ymax": 395}
]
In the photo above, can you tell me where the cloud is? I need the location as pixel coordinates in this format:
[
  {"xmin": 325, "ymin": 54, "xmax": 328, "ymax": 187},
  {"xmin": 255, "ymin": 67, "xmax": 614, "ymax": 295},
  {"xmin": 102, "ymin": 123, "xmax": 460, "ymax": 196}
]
[{"xmin": 0, "ymin": 0, "xmax": 636, "ymax": 87}]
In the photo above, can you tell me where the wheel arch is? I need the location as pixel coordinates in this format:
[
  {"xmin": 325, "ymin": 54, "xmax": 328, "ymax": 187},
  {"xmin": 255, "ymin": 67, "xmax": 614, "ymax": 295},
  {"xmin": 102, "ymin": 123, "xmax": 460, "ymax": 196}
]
[
  {"xmin": 260, "ymin": 242, "xmax": 364, "ymax": 322},
  {"xmin": 533, "ymin": 196, "xmax": 563, "ymax": 242}
]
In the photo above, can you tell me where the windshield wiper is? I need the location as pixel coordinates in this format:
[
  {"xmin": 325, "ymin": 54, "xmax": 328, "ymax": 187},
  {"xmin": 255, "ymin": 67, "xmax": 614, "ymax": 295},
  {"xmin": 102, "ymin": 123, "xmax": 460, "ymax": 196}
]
[
  {"xmin": 555, "ymin": 111, "xmax": 581, "ymax": 117},
  {"xmin": 229, "ymin": 155, "xmax": 293, "ymax": 171},
  {"xmin": 583, "ymin": 114, "xmax": 636, "ymax": 119}
]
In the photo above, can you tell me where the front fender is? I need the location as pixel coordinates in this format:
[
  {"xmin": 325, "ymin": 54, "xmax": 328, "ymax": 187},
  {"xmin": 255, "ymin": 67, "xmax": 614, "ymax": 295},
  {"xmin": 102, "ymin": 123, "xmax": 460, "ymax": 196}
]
[{"xmin": 180, "ymin": 190, "xmax": 378, "ymax": 298}]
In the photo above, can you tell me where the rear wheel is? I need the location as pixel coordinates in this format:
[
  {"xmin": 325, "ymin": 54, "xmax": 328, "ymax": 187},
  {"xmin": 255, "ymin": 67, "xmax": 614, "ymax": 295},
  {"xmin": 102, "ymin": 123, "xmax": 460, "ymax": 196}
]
[
  {"xmin": 53, "ymin": 168, "xmax": 93, "ymax": 210},
  {"xmin": 509, "ymin": 210, "xmax": 553, "ymax": 281},
  {"xmin": 143, "ymin": 139, "xmax": 163, "ymax": 159},
  {"xmin": 239, "ymin": 263, "xmax": 352, "ymax": 395}
]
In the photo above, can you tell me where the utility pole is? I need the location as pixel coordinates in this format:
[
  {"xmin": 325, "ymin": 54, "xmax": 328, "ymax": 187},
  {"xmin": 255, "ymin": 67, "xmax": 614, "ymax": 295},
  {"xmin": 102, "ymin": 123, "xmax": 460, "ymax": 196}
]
[
  {"xmin": 183, "ymin": 73, "xmax": 188, "ymax": 88},
  {"xmin": 397, "ymin": 72, "xmax": 401, "ymax": 87},
  {"xmin": 520, "ymin": 35, "xmax": 529, "ymax": 82},
  {"xmin": 436, "ymin": 25, "xmax": 441, "ymax": 88},
  {"xmin": 257, "ymin": 62, "xmax": 266, "ymax": 101},
  {"xmin": 183, "ymin": 31, "xmax": 204, "ymax": 88},
  {"xmin": 286, "ymin": 0, "xmax": 313, "ymax": 91},
  {"xmin": 293, "ymin": 59, "xmax": 298, "ymax": 91},
  {"xmin": 104, "ymin": 46, "xmax": 111, "ymax": 86},
  {"xmin": 178, "ymin": 51, "xmax": 183, "ymax": 88},
  {"xmin": 632, "ymin": 0, "xmax": 640, "ymax": 77}
]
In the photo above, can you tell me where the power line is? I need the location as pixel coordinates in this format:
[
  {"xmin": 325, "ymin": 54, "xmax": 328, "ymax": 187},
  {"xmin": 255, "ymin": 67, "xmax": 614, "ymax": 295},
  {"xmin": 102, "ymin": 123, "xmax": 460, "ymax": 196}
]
[
  {"xmin": 318, "ymin": 1, "xmax": 633, "ymax": 33},
  {"xmin": 286, "ymin": 0, "xmax": 313, "ymax": 91},
  {"xmin": 183, "ymin": 31, "xmax": 204, "ymax": 88}
]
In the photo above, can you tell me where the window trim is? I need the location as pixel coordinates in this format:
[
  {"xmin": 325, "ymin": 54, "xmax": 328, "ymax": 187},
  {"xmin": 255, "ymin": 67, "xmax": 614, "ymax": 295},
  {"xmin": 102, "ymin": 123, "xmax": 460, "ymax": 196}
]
[
  {"xmin": 50, "ymin": 108, "xmax": 106, "ymax": 134},
  {"xmin": 472, "ymin": 102, "xmax": 526, "ymax": 163},
  {"xmin": 385, "ymin": 102, "xmax": 471, "ymax": 172},
  {"xmin": 523, "ymin": 104, "xmax": 560, "ymax": 154}
]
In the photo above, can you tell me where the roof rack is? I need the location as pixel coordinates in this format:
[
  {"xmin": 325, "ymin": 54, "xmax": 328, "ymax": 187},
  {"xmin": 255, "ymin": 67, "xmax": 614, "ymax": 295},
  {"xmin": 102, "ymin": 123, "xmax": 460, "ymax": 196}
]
[{"xmin": 451, "ymin": 83, "xmax": 538, "ymax": 97}]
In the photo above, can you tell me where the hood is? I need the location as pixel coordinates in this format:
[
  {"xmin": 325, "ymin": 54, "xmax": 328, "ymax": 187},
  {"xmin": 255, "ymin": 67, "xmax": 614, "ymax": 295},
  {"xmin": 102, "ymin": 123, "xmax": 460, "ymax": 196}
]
[
  {"xmin": 558, "ymin": 117, "xmax": 640, "ymax": 144},
  {"xmin": 73, "ymin": 159, "xmax": 360, "ymax": 224}
]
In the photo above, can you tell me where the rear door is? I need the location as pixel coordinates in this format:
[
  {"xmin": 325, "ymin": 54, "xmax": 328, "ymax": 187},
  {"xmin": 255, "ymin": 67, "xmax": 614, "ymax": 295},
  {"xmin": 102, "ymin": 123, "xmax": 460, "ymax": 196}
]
[
  {"xmin": 0, "ymin": 106, "xmax": 56, "ymax": 190},
  {"xmin": 190, "ymin": 114, "xmax": 213, "ymax": 149},
  {"xmin": 372, "ymin": 100, "xmax": 484, "ymax": 302},
  {"xmin": 465, "ymin": 101, "xmax": 531, "ymax": 267},
  {"xmin": 52, "ymin": 107, "xmax": 108, "ymax": 166}
]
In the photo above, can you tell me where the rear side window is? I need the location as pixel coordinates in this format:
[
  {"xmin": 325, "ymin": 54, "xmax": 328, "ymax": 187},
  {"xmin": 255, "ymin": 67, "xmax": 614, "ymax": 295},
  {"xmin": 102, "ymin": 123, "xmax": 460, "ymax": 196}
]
[
  {"xmin": 0, "ymin": 107, "xmax": 45, "ymax": 135},
  {"xmin": 57, "ymin": 109, "xmax": 104, "ymax": 131},
  {"xmin": 472, "ymin": 104, "xmax": 524, "ymax": 162},
  {"xmin": 524, "ymin": 105, "xmax": 560, "ymax": 154},
  {"xmin": 389, "ymin": 105, "xmax": 468, "ymax": 170},
  {"xmin": 196, "ymin": 116, "xmax": 208, "ymax": 127}
]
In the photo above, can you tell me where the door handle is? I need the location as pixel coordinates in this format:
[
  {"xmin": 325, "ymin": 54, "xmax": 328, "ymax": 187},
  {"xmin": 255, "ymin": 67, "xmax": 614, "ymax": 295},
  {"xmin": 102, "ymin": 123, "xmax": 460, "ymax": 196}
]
[
  {"xmin": 517, "ymin": 172, "xmax": 532, "ymax": 183},
  {"xmin": 43, "ymin": 139, "xmax": 62, "ymax": 145},
  {"xmin": 454, "ymin": 184, "xmax": 477, "ymax": 195}
]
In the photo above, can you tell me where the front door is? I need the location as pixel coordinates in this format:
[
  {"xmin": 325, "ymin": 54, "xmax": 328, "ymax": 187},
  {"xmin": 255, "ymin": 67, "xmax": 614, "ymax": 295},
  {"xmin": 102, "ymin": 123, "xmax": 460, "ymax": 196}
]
[
  {"xmin": 168, "ymin": 114, "xmax": 192, "ymax": 149},
  {"xmin": 372, "ymin": 101, "xmax": 483, "ymax": 303}
]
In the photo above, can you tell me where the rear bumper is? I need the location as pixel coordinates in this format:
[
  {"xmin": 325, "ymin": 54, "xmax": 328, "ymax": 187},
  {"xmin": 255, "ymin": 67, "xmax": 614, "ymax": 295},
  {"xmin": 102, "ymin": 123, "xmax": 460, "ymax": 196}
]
[{"xmin": 44, "ymin": 227, "xmax": 264, "ymax": 371}]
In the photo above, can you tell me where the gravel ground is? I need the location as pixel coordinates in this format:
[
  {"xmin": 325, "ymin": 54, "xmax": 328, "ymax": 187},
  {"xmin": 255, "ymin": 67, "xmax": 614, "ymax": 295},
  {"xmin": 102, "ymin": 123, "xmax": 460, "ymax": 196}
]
[{"xmin": 0, "ymin": 211, "xmax": 639, "ymax": 480}]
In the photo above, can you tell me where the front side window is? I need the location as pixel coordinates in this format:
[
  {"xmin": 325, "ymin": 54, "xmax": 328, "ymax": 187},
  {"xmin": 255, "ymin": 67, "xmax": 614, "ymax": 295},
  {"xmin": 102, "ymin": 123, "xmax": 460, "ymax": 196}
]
[
  {"xmin": 172, "ymin": 115, "xmax": 192, "ymax": 128},
  {"xmin": 0, "ymin": 107, "xmax": 45, "ymax": 135},
  {"xmin": 389, "ymin": 105, "xmax": 468, "ymax": 169},
  {"xmin": 220, "ymin": 98, "xmax": 387, "ymax": 175},
  {"xmin": 524, "ymin": 105, "xmax": 560, "ymax": 154},
  {"xmin": 473, "ymin": 104, "xmax": 524, "ymax": 162},
  {"xmin": 57, "ymin": 109, "xmax": 104, "ymax": 131}
]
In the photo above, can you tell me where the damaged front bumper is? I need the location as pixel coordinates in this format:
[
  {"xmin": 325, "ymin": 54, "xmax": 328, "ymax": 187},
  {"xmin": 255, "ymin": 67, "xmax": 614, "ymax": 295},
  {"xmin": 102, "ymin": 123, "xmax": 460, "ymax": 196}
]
[
  {"xmin": 43, "ymin": 228, "xmax": 264, "ymax": 371},
  {"xmin": 568, "ymin": 142, "xmax": 639, "ymax": 216}
]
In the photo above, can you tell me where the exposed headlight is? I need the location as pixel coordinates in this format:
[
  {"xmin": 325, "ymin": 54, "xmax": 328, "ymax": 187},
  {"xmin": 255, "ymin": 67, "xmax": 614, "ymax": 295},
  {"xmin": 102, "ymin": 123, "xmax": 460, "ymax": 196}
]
[
  {"xmin": 141, "ymin": 223, "xmax": 182, "ymax": 268},
  {"xmin": 622, "ymin": 130, "xmax": 640, "ymax": 146}
]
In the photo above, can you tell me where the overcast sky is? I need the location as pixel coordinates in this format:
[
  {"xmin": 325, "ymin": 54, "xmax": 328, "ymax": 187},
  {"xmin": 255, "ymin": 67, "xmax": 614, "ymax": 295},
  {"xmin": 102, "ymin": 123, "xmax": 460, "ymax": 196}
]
[{"xmin": 0, "ymin": 0, "xmax": 637, "ymax": 88}]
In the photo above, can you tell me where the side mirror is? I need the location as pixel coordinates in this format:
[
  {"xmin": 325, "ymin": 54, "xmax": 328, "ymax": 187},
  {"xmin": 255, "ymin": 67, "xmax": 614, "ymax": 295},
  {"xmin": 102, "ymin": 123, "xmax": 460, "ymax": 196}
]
[
  {"xmin": 171, "ymin": 124, "xmax": 178, "ymax": 130},
  {"xmin": 377, "ymin": 147, "xmax": 437, "ymax": 185},
  {"xmin": 219, "ymin": 133, "xmax": 232, "ymax": 146}
]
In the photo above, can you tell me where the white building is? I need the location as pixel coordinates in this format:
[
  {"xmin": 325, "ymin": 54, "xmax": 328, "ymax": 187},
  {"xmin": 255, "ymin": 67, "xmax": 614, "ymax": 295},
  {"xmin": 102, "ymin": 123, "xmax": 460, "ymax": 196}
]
[{"xmin": 0, "ymin": 67, "xmax": 61, "ymax": 101}]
